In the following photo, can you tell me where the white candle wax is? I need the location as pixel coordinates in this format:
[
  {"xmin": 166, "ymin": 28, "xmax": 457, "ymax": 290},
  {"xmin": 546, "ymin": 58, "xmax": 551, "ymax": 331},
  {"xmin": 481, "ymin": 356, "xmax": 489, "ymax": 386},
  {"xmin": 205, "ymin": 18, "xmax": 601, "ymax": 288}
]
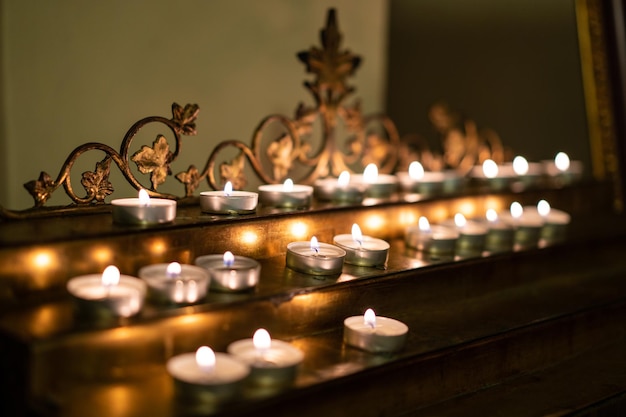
[
  {"xmin": 333, "ymin": 224, "xmax": 390, "ymax": 268},
  {"xmin": 111, "ymin": 189, "xmax": 176, "ymax": 225},
  {"xmin": 138, "ymin": 262, "xmax": 210, "ymax": 304},
  {"xmin": 227, "ymin": 329, "xmax": 303, "ymax": 387},
  {"xmin": 67, "ymin": 268, "xmax": 147, "ymax": 318},
  {"xmin": 258, "ymin": 180, "xmax": 313, "ymax": 208},
  {"xmin": 405, "ymin": 217, "xmax": 459, "ymax": 255},
  {"xmin": 343, "ymin": 309, "xmax": 408, "ymax": 353},
  {"xmin": 200, "ymin": 182, "xmax": 258, "ymax": 214},
  {"xmin": 167, "ymin": 351, "xmax": 249, "ymax": 386},
  {"xmin": 286, "ymin": 238, "xmax": 346, "ymax": 275}
]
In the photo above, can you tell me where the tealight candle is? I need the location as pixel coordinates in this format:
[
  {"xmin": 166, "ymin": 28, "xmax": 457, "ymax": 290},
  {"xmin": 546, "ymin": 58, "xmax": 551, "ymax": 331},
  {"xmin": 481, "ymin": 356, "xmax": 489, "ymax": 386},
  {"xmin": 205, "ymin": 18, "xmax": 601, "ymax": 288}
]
[
  {"xmin": 500, "ymin": 202, "xmax": 544, "ymax": 249},
  {"xmin": 475, "ymin": 159, "xmax": 514, "ymax": 191},
  {"xmin": 343, "ymin": 308, "xmax": 408, "ymax": 353},
  {"xmin": 482, "ymin": 209, "xmax": 515, "ymax": 253},
  {"xmin": 227, "ymin": 328, "xmax": 304, "ymax": 387},
  {"xmin": 313, "ymin": 171, "xmax": 366, "ymax": 203},
  {"xmin": 405, "ymin": 216, "xmax": 459, "ymax": 256},
  {"xmin": 286, "ymin": 236, "xmax": 346, "ymax": 275},
  {"xmin": 258, "ymin": 179, "xmax": 313, "ymax": 208},
  {"xmin": 167, "ymin": 346, "xmax": 250, "ymax": 404},
  {"xmin": 351, "ymin": 163, "xmax": 398, "ymax": 198},
  {"xmin": 111, "ymin": 189, "xmax": 177, "ymax": 225},
  {"xmin": 200, "ymin": 181, "xmax": 258, "ymax": 214},
  {"xmin": 397, "ymin": 161, "xmax": 442, "ymax": 196},
  {"xmin": 529, "ymin": 200, "xmax": 571, "ymax": 245},
  {"xmin": 66, "ymin": 265, "xmax": 147, "ymax": 319},
  {"xmin": 511, "ymin": 155, "xmax": 542, "ymax": 188},
  {"xmin": 441, "ymin": 213, "xmax": 488, "ymax": 255},
  {"xmin": 333, "ymin": 224, "xmax": 390, "ymax": 268},
  {"xmin": 542, "ymin": 152, "xmax": 584, "ymax": 186},
  {"xmin": 195, "ymin": 251, "xmax": 261, "ymax": 292},
  {"xmin": 138, "ymin": 262, "xmax": 210, "ymax": 304}
]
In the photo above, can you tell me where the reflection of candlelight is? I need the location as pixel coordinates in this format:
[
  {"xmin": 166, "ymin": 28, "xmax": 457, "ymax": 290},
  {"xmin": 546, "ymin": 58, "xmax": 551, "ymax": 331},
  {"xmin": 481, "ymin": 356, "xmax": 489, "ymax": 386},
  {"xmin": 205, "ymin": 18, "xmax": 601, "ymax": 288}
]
[
  {"xmin": 482, "ymin": 159, "xmax": 498, "ymax": 179},
  {"xmin": 513, "ymin": 156, "xmax": 529, "ymax": 176},
  {"xmin": 554, "ymin": 152, "xmax": 570, "ymax": 172}
]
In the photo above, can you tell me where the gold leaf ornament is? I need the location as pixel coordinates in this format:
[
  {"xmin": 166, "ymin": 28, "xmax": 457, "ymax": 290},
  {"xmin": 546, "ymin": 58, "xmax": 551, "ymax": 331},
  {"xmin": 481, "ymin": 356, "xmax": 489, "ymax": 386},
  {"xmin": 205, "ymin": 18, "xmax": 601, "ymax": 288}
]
[
  {"xmin": 81, "ymin": 157, "xmax": 114, "ymax": 202},
  {"xmin": 171, "ymin": 102, "xmax": 200, "ymax": 136},
  {"xmin": 24, "ymin": 171, "xmax": 55, "ymax": 206},
  {"xmin": 132, "ymin": 135, "xmax": 173, "ymax": 189},
  {"xmin": 176, "ymin": 165, "xmax": 201, "ymax": 197}
]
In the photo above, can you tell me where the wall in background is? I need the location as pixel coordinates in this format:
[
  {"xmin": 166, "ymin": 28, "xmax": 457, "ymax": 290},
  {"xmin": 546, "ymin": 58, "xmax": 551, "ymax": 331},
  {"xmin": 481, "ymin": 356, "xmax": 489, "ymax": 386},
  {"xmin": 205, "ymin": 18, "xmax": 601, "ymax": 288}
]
[
  {"xmin": 386, "ymin": 0, "xmax": 589, "ymax": 169},
  {"xmin": 0, "ymin": 0, "xmax": 388, "ymax": 209}
]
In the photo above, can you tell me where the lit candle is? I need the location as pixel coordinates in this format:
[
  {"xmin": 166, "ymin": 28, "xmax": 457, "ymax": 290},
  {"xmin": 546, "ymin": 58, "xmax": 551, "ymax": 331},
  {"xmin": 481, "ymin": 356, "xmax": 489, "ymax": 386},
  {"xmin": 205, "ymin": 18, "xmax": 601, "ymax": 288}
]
[
  {"xmin": 441, "ymin": 213, "xmax": 488, "ymax": 255},
  {"xmin": 500, "ymin": 202, "xmax": 544, "ymax": 249},
  {"xmin": 405, "ymin": 216, "xmax": 459, "ymax": 256},
  {"xmin": 227, "ymin": 328, "xmax": 304, "ymax": 388},
  {"xmin": 258, "ymin": 178, "xmax": 313, "ymax": 208},
  {"xmin": 343, "ymin": 308, "xmax": 409, "ymax": 353},
  {"xmin": 111, "ymin": 188, "xmax": 177, "ymax": 225},
  {"xmin": 510, "ymin": 155, "xmax": 543, "ymax": 189},
  {"xmin": 313, "ymin": 171, "xmax": 366, "ymax": 203},
  {"xmin": 397, "ymin": 161, "xmax": 443, "ymax": 196},
  {"xmin": 286, "ymin": 236, "xmax": 346, "ymax": 275},
  {"xmin": 66, "ymin": 265, "xmax": 147, "ymax": 319},
  {"xmin": 543, "ymin": 152, "xmax": 584, "ymax": 186},
  {"xmin": 333, "ymin": 223, "xmax": 390, "ymax": 268},
  {"xmin": 195, "ymin": 251, "xmax": 261, "ymax": 292},
  {"xmin": 167, "ymin": 346, "xmax": 250, "ymax": 404},
  {"xmin": 482, "ymin": 209, "xmax": 515, "ymax": 253},
  {"xmin": 475, "ymin": 159, "xmax": 514, "ymax": 191},
  {"xmin": 351, "ymin": 163, "xmax": 398, "ymax": 198},
  {"xmin": 138, "ymin": 261, "xmax": 210, "ymax": 304},
  {"xmin": 200, "ymin": 181, "xmax": 258, "ymax": 214},
  {"xmin": 528, "ymin": 200, "xmax": 571, "ymax": 245}
]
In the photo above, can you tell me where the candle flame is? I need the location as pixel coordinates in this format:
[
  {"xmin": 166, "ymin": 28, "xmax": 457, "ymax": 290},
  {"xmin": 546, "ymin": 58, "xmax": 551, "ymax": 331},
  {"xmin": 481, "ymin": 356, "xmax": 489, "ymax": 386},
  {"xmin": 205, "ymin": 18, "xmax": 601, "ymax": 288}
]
[
  {"xmin": 418, "ymin": 216, "xmax": 431, "ymax": 232},
  {"xmin": 102, "ymin": 265, "xmax": 120, "ymax": 287},
  {"xmin": 482, "ymin": 159, "xmax": 498, "ymax": 179},
  {"xmin": 555, "ymin": 152, "xmax": 570, "ymax": 171},
  {"xmin": 513, "ymin": 156, "xmax": 529, "ymax": 175},
  {"xmin": 224, "ymin": 181, "xmax": 233, "ymax": 196},
  {"xmin": 195, "ymin": 346, "xmax": 216, "ymax": 373},
  {"xmin": 166, "ymin": 262, "xmax": 182, "ymax": 278},
  {"xmin": 223, "ymin": 251, "xmax": 235, "ymax": 267},
  {"xmin": 408, "ymin": 161, "xmax": 425, "ymax": 180},
  {"xmin": 253, "ymin": 328, "xmax": 272, "ymax": 352},
  {"xmin": 364, "ymin": 308, "xmax": 376, "ymax": 329},
  {"xmin": 283, "ymin": 178, "xmax": 294, "ymax": 192},
  {"xmin": 310, "ymin": 236, "xmax": 320, "ymax": 254},
  {"xmin": 454, "ymin": 213, "xmax": 467, "ymax": 228},
  {"xmin": 138, "ymin": 189, "xmax": 150, "ymax": 206},
  {"xmin": 510, "ymin": 202, "xmax": 523, "ymax": 219},
  {"xmin": 351, "ymin": 223, "xmax": 363, "ymax": 246},
  {"xmin": 338, "ymin": 171, "xmax": 351, "ymax": 187},
  {"xmin": 363, "ymin": 163, "xmax": 379, "ymax": 183},
  {"xmin": 486, "ymin": 208, "xmax": 498, "ymax": 222},
  {"xmin": 537, "ymin": 199, "xmax": 551, "ymax": 217}
]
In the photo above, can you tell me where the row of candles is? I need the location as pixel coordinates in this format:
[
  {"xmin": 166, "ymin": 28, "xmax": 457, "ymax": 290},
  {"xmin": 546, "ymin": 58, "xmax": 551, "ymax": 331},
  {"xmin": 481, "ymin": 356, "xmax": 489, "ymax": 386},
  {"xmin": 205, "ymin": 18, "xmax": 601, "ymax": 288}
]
[
  {"xmin": 69, "ymin": 194, "xmax": 569, "ymax": 406},
  {"xmin": 110, "ymin": 153, "xmax": 581, "ymax": 225}
]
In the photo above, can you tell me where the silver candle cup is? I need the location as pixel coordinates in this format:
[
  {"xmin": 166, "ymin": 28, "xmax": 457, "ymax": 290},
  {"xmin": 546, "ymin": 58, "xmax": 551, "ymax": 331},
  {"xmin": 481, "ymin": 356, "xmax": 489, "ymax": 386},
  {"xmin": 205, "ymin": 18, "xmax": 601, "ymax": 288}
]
[
  {"xmin": 484, "ymin": 221, "xmax": 515, "ymax": 253},
  {"xmin": 405, "ymin": 224, "xmax": 459, "ymax": 256},
  {"xmin": 138, "ymin": 263, "xmax": 210, "ymax": 304},
  {"xmin": 227, "ymin": 338, "xmax": 303, "ymax": 388},
  {"xmin": 351, "ymin": 174, "xmax": 398, "ymax": 198},
  {"xmin": 67, "ymin": 274, "xmax": 147, "ymax": 319},
  {"xmin": 257, "ymin": 184, "xmax": 313, "ymax": 208},
  {"xmin": 343, "ymin": 314, "xmax": 408, "ymax": 353},
  {"xmin": 195, "ymin": 254, "xmax": 261, "ymax": 292},
  {"xmin": 286, "ymin": 241, "xmax": 346, "ymax": 275},
  {"xmin": 313, "ymin": 177, "xmax": 365, "ymax": 203},
  {"xmin": 111, "ymin": 197, "xmax": 176, "ymax": 225},
  {"xmin": 332, "ymin": 234, "xmax": 390, "ymax": 268},
  {"xmin": 200, "ymin": 190, "xmax": 258, "ymax": 214}
]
